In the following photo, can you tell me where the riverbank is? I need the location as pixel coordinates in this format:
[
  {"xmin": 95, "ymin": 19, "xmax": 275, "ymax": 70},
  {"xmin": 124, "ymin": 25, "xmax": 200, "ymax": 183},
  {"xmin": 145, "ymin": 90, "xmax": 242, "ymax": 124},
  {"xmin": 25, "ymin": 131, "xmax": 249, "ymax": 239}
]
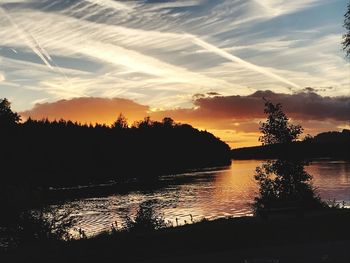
[{"xmin": 1, "ymin": 209, "xmax": 350, "ymax": 263}]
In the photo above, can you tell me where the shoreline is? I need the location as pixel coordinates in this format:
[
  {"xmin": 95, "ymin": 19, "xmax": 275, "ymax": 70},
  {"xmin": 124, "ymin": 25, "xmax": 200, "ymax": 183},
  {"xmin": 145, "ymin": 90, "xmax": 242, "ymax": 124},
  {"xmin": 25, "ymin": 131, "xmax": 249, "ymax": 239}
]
[{"xmin": 2, "ymin": 209, "xmax": 350, "ymax": 262}]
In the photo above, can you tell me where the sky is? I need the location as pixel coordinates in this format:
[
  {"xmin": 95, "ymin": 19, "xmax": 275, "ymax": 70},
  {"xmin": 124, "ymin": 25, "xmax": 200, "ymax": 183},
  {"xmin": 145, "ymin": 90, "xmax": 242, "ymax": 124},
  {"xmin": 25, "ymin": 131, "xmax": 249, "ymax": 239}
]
[{"xmin": 0, "ymin": 0, "xmax": 349, "ymax": 148}]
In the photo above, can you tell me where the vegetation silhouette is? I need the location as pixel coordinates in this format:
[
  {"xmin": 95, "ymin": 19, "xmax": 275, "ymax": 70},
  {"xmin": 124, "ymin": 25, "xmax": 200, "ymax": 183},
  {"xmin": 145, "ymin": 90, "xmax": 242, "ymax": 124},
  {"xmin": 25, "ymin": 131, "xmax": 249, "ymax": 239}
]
[
  {"xmin": 0, "ymin": 200, "xmax": 75, "ymax": 249},
  {"xmin": 0, "ymin": 98, "xmax": 231, "ymax": 189},
  {"xmin": 253, "ymin": 100, "xmax": 326, "ymax": 216},
  {"xmin": 124, "ymin": 200, "xmax": 170, "ymax": 232},
  {"xmin": 231, "ymin": 129, "xmax": 350, "ymax": 159},
  {"xmin": 0, "ymin": 98, "xmax": 21, "ymax": 129},
  {"xmin": 258, "ymin": 100, "xmax": 303, "ymax": 145},
  {"xmin": 15, "ymin": 206, "xmax": 75, "ymax": 243}
]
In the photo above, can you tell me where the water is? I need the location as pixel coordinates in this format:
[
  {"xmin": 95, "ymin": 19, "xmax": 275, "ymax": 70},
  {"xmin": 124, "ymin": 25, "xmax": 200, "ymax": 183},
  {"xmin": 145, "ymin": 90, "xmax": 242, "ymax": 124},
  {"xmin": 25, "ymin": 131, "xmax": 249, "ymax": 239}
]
[{"xmin": 59, "ymin": 159, "xmax": 350, "ymax": 236}]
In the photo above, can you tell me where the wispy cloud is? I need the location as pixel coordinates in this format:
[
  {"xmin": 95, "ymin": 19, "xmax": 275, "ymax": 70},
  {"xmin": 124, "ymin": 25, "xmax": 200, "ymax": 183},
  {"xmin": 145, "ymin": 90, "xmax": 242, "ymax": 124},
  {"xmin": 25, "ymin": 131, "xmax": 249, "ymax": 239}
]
[
  {"xmin": 254, "ymin": 0, "xmax": 322, "ymax": 17},
  {"xmin": 142, "ymin": 0, "xmax": 204, "ymax": 11},
  {"xmin": 188, "ymin": 35, "xmax": 300, "ymax": 89},
  {"xmin": 83, "ymin": 0, "xmax": 136, "ymax": 11},
  {"xmin": 0, "ymin": 0, "xmax": 348, "ymax": 112}
]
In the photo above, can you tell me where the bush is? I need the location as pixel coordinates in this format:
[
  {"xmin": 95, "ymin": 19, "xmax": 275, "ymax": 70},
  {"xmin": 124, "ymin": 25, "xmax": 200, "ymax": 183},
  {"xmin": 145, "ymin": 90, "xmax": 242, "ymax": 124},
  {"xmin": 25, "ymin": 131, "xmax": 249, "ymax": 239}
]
[
  {"xmin": 5, "ymin": 206, "xmax": 76, "ymax": 248},
  {"xmin": 124, "ymin": 201, "xmax": 169, "ymax": 232}
]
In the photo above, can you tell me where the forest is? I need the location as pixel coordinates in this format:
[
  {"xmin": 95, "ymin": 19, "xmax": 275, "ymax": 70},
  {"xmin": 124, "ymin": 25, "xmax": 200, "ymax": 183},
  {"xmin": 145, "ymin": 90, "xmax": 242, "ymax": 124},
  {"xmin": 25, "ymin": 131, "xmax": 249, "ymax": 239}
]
[{"xmin": 0, "ymin": 98, "xmax": 231, "ymax": 188}]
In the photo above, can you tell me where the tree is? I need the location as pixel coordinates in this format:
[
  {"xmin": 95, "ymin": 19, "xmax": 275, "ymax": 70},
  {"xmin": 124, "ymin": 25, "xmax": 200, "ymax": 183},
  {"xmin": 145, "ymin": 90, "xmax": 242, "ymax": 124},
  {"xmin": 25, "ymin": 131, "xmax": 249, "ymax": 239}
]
[
  {"xmin": 0, "ymin": 98, "xmax": 21, "ymax": 129},
  {"xmin": 254, "ymin": 100, "xmax": 325, "ymax": 215},
  {"xmin": 162, "ymin": 117, "xmax": 175, "ymax": 128},
  {"xmin": 112, "ymin": 113, "xmax": 128, "ymax": 129},
  {"xmin": 343, "ymin": 1, "xmax": 350, "ymax": 57},
  {"xmin": 259, "ymin": 100, "xmax": 302, "ymax": 145},
  {"xmin": 134, "ymin": 116, "xmax": 153, "ymax": 129}
]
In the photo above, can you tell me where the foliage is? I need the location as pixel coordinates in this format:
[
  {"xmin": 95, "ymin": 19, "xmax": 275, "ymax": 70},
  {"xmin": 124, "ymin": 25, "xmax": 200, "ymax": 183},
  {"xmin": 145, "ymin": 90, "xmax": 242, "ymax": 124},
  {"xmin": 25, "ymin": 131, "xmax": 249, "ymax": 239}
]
[
  {"xmin": 1, "ymin": 204, "xmax": 75, "ymax": 249},
  {"xmin": 162, "ymin": 117, "xmax": 175, "ymax": 128},
  {"xmin": 132, "ymin": 116, "xmax": 153, "ymax": 129},
  {"xmin": 254, "ymin": 100, "xmax": 325, "ymax": 215},
  {"xmin": 253, "ymin": 160, "xmax": 324, "ymax": 213},
  {"xmin": 112, "ymin": 113, "xmax": 128, "ymax": 129},
  {"xmin": 16, "ymin": 206, "xmax": 75, "ymax": 243},
  {"xmin": 302, "ymin": 134, "xmax": 313, "ymax": 143},
  {"xmin": 124, "ymin": 201, "xmax": 169, "ymax": 232},
  {"xmin": 0, "ymin": 98, "xmax": 21, "ymax": 129},
  {"xmin": 343, "ymin": 1, "xmax": 350, "ymax": 57},
  {"xmin": 259, "ymin": 100, "xmax": 302, "ymax": 145}
]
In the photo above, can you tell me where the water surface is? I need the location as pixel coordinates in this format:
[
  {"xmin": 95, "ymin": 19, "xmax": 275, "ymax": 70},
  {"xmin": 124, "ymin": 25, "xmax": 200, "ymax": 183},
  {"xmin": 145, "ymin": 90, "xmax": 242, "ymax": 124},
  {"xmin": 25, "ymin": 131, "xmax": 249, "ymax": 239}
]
[{"xmin": 60, "ymin": 159, "xmax": 350, "ymax": 236}]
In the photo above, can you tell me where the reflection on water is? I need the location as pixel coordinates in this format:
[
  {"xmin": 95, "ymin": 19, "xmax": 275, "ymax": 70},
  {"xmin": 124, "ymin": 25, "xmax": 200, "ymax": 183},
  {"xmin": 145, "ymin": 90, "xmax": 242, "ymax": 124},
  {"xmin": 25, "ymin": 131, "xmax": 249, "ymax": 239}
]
[
  {"xmin": 60, "ymin": 160, "xmax": 350, "ymax": 236},
  {"xmin": 307, "ymin": 160, "xmax": 350, "ymax": 203}
]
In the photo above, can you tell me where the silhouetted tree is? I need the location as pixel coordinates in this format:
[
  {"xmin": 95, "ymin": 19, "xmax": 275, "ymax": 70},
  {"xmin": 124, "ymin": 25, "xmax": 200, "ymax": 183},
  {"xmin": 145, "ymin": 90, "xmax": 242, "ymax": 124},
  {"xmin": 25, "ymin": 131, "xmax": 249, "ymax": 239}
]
[
  {"xmin": 162, "ymin": 117, "xmax": 175, "ymax": 128},
  {"xmin": 303, "ymin": 134, "xmax": 313, "ymax": 143},
  {"xmin": 259, "ymin": 100, "xmax": 302, "ymax": 145},
  {"xmin": 112, "ymin": 113, "xmax": 128, "ymax": 129},
  {"xmin": 0, "ymin": 98, "xmax": 21, "ymax": 129},
  {"xmin": 134, "ymin": 116, "xmax": 153, "ymax": 129},
  {"xmin": 254, "ymin": 100, "xmax": 324, "ymax": 215},
  {"xmin": 343, "ymin": 1, "xmax": 350, "ymax": 57}
]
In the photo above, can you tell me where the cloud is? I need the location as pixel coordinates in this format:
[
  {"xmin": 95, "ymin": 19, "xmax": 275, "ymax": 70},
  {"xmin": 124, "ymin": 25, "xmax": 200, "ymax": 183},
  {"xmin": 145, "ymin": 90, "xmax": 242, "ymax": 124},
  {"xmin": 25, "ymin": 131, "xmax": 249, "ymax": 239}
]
[
  {"xmin": 143, "ymin": 0, "xmax": 204, "ymax": 11},
  {"xmin": 149, "ymin": 90, "xmax": 349, "ymax": 124},
  {"xmin": 254, "ymin": 0, "xmax": 322, "ymax": 17},
  {"xmin": 1, "ymin": 0, "xmax": 348, "ymax": 117},
  {"xmin": 157, "ymin": 90, "xmax": 350, "ymax": 146},
  {"xmin": 188, "ymin": 35, "xmax": 300, "ymax": 89},
  {"xmin": 20, "ymin": 90, "xmax": 350, "ymax": 126},
  {"xmin": 83, "ymin": 0, "xmax": 136, "ymax": 11},
  {"xmin": 20, "ymin": 97, "xmax": 150, "ymax": 125},
  {"xmin": 193, "ymin": 90, "xmax": 350, "ymax": 121}
]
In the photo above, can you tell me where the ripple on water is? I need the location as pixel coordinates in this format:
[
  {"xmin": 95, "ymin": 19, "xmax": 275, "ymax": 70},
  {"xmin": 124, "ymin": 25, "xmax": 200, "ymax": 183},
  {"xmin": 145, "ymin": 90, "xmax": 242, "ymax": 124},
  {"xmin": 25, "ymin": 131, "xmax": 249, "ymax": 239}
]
[{"xmin": 54, "ymin": 160, "xmax": 350, "ymax": 237}]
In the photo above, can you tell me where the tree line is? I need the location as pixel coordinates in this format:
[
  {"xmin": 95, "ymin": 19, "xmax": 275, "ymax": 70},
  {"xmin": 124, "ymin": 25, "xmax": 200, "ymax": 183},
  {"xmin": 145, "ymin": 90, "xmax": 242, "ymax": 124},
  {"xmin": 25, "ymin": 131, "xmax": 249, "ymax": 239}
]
[
  {"xmin": 231, "ymin": 129, "xmax": 350, "ymax": 160},
  {"xmin": 0, "ymin": 98, "xmax": 231, "ymax": 188}
]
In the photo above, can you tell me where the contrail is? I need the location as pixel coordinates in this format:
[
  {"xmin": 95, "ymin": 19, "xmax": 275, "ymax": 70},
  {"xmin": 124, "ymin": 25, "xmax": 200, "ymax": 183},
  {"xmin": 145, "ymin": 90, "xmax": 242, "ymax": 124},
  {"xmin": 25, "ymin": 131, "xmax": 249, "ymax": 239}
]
[
  {"xmin": 0, "ymin": 7, "xmax": 53, "ymax": 70},
  {"xmin": 187, "ymin": 34, "xmax": 300, "ymax": 89},
  {"xmin": 0, "ymin": 6, "xmax": 72, "ymax": 88}
]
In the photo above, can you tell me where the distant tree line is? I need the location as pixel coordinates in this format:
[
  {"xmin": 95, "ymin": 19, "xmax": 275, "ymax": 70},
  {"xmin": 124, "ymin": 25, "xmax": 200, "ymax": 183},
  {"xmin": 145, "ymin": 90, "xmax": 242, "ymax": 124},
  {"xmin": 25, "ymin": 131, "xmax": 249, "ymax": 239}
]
[
  {"xmin": 231, "ymin": 129, "xmax": 350, "ymax": 160},
  {"xmin": 0, "ymin": 98, "xmax": 231, "ymax": 188}
]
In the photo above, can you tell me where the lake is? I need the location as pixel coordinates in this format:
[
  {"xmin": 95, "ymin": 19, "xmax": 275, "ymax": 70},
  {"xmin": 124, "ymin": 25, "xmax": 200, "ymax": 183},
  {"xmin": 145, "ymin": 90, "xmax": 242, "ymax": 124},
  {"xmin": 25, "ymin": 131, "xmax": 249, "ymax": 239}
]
[{"xmin": 59, "ymin": 159, "xmax": 350, "ymax": 236}]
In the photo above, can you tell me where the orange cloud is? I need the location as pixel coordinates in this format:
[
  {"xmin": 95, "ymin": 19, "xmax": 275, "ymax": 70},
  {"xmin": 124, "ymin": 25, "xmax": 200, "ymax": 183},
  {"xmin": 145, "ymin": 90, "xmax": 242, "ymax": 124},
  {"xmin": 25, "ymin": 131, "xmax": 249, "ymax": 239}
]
[{"xmin": 20, "ymin": 97, "xmax": 149, "ymax": 125}]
